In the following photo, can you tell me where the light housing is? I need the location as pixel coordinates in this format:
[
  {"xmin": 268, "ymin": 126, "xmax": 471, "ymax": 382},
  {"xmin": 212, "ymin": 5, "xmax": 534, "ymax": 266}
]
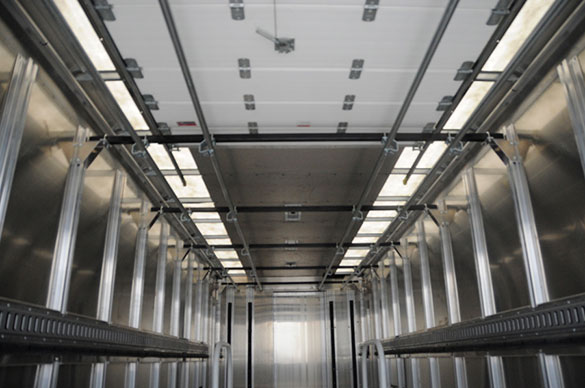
[
  {"xmin": 105, "ymin": 81, "xmax": 149, "ymax": 130},
  {"xmin": 483, "ymin": 0, "xmax": 555, "ymax": 72},
  {"xmin": 54, "ymin": 0, "xmax": 115, "ymax": 71}
]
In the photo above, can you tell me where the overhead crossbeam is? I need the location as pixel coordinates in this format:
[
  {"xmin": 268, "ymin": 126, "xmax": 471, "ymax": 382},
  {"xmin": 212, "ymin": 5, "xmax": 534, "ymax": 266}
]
[
  {"xmin": 153, "ymin": 204, "xmax": 438, "ymax": 214},
  {"xmin": 88, "ymin": 132, "xmax": 503, "ymax": 145},
  {"xmin": 185, "ymin": 241, "xmax": 399, "ymax": 250}
]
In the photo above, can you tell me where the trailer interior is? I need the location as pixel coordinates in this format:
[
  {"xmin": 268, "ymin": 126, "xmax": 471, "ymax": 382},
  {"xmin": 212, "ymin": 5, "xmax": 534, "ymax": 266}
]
[{"xmin": 1, "ymin": 0, "xmax": 585, "ymax": 387}]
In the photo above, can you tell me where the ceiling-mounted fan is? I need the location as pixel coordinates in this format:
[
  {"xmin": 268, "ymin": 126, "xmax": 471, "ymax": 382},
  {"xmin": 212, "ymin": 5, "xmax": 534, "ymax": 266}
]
[{"xmin": 255, "ymin": 0, "xmax": 295, "ymax": 54}]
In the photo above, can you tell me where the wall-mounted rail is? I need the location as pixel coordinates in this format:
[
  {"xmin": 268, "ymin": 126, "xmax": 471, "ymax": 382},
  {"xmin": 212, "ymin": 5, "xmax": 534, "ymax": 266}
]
[{"xmin": 0, "ymin": 298, "xmax": 208, "ymax": 358}]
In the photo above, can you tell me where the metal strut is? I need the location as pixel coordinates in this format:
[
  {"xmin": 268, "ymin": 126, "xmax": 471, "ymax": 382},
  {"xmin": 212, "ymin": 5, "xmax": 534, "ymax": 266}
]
[
  {"xmin": 158, "ymin": 0, "xmax": 262, "ymax": 289},
  {"xmin": 318, "ymin": 0, "xmax": 461, "ymax": 289},
  {"xmin": 345, "ymin": 0, "xmax": 583, "ymax": 281}
]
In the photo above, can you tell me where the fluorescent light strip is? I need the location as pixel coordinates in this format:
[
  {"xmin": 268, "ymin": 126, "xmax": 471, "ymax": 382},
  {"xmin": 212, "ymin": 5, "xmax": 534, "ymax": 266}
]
[
  {"xmin": 215, "ymin": 249, "xmax": 239, "ymax": 259},
  {"xmin": 167, "ymin": 175, "xmax": 210, "ymax": 198},
  {"xmin": 352, "ymin": 236, "xmax": 379, "ymax": 243},
  {"xmin": 172, "ymin": 148, "xmax": 198, "ymax": 169},
  {"xmin": 54, "ymin": 0, "xmax": 115, "ymax": 71},
  {"xmin": 357, "ymin": 220, "xmax": 391, "ymax": 235},
  {"xmin": 345, "ymin": 248, "xmax": 370, "ymax": 258},
  {"xmin": 444, "ymin": 81, "xmax": 494, "ymax": 130},
  {"xmin": 379, "ymin": 174, "xmax": 425, "ymax": 197},
  {"xmin": 395, "ymin": 147, "xmax": 421, "ymax": 168},
  {"xmin": 418, "ymin": 142, "xmax": 447, "ymax": 168},
  {"xmin": 221, "ymin": 260, "xmax": 242, "ymax": 268},
  {"xmin": 196, "ymin": 222, "xmax": 228, "ymax": 237},
  {"xmin": 149, "ymin": 144, "xmax": 174, "ymax": 170},
  {"xmin": 483, "ymin": 0, "xmax": 555, "ymax": 72},
  {"xmin": 207, "ymin": 238, "xmax": 232, "ymax": 245},
  {"xmin": 339, "ymin": 0, "xmax": 550, "ymax": 278},
  {"xmin": 105, "ymin": 81, "xmax": 149, "ymax": 130},
  {"xmin": 340, "ymin": 259, "xmax": 362, "ymax": 266}
]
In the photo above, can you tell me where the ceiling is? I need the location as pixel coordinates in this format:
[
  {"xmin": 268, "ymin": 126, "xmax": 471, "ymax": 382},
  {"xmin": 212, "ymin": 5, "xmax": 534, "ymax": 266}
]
[{"xmin": 103, "ymin": 0, "xmax": 499, "ymax": 280}]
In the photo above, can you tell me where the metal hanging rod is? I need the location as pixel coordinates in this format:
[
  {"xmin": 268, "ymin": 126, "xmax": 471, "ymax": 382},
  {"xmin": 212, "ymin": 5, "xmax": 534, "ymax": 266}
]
[
  {"xmin": 222, "ymin": 280, "xmax": 360, "ymax": 286},
  {"xmin": 206, "ymin": 265, "xmax": 375, "ymax": 271},
  {"xmin": 348, "ymin": 0, "xmax": 585, "ymax": 283},
  {"xmin": 153, "ymin": 204, "xmax": 438, "ymax": 214},
  {"xmin": 87, "ymin": 132, "xmax": 503, "ymax": 145},
  {"xmin": 318, "ymin": 0, "xmax": 461, "ymax": 290},
  {"xmin": 185, "ymin": 241, "xmax": 399, "ymax": 250},
  {"xmin": 158, "ymin": 0, "xmax": 262, "ymax": 289}
]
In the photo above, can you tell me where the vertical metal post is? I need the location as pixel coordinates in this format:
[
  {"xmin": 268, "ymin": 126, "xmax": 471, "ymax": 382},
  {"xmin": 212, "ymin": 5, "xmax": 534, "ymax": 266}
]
[
  {"xmin": 46, "ymin": 125, "xmax": 88, "ymax": 313},
  {"xmin": 193, "ymin": 261, "xmax": 203, "ymax": 388},
  {"xmin": 149, "ymin": 363, "xmax": 160, "ymax": 388},
  {"xmin": 401, "ymin": 238, "xmax": 421, "ymax": 388},
  {"xmin": 539, "ymin": 353, "xmax": 565, "ymax": 388},
  {"xmin": 215, "ymin": 290, "xmax": 222, "ymax": 344},
  {"xmin": 504, "ymin": 125, "xmax": 549, "ymax": 306},
  {"xmin": 168, "ymin": 236, "xmax": 182, "ymax": 388},
  {"xmin": 150, "ymin": 219, "xmax": 169, "ymax": 388},
  {"xmin": 463, "ymin": 168, "xmax": 506, "ymax": 388},
  {"xmin": 125, "ymin": 197, "xmax": 149, "ymax": 388},
  {"xmin": 246, "ymin": 285, "xmax": 255, "ymax": 388},
  {"xmin": 89, "ymin": 363, "xmax": 106, "ymax": 388},
  {"xmin": 96, "ymin": 169, "xmax": 126, "ymax": 322},
  {"xmin": 179, "ymin": 361, "xmax": 190, "ymax": 388},
  {"xmin": 92, "ymin": 170, "xmax": 125, "ymax": 387},
  {"xmin": 359, "ymin": 288, "xmax": 369, "ymax": 342},
  {"xmin": 389, "ymin": 251, "xmax": 406, "ymax": 388},
  {"xmin": 462, "ymin": 169, "xmax": 497, "ymax": 316},
  {"xmin": 124, "ymin": 363, "xmax": 137, "ymax": 388},
  {"xmin": 417, "ymin": 219, "xmax": 436, "ymax": 329},
  {"xmin": 184, "ymin": 251, "xmax": 194, "ymax": 340},
  {"xmin": 378, "ymin": 259, "xmax": 393, "ymax": 388},
  {"xmin": 504, "ymin": 124, "xmax": 564, "ymax": 388},
  {"xmin": 128, "ymin": 197, "xmax": 150, "ymax": 328},
  {"xmin": 416, "ymin": 219, "xmax": 441, "ymax": 388},
  {"xmin": 170, "ymin": 235, "xmax": 182, "ymax": 337},
  {"xmin": 37, "ymin": 123, "xmax": 86, "ymax": 388},
  {"xmin": 153, "ymin": 220, "xmax": 169, "ymax": 333},
  {"xmin": 558, "ymin": 57, "xmax": 585, "ymax": 176},
  {"xmin": 180, "ymin": 252, "xmax": 194, "ymax": 388},
  {"xmin": 438, "ymin": 200, "xmax": 468, "ymax": 388},
  {"xmin": 0, "ymin": 55, "xmax": 37, "ymax": 236},
  {"xmin": 34, "ymin": 363, "xmax": 59, "ymax": 388},
  {"xmin": 200, "ymin": 280, "xmax": 210, "ymax": 388},
  {"xmin": 370, "ymin": 272, "xmax": 382, "ymax": 339},
  {"xmin": 389, "ymin": 251, "xmax": 402, "ymax": 337},
  {"xmin": 378, "ymin": 260, "xmax": 392, "ymax": 338}
]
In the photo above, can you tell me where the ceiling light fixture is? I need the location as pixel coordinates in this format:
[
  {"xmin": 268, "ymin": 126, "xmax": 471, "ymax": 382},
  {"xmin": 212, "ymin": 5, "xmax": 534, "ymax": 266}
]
[
  {"xmin": 54, "ymin": 0, "xmax": 116, "ymax": 71},
  {"xmin": 443, "ymin": 81, "xmax": 494, "ymax": 130},
  {"xmin": 483, "ymin": 0, "xmax": 555, "ymax": 72},
  {"xmin": 105, "ymin": 81, "xmax": 149, "ymax": 130}
]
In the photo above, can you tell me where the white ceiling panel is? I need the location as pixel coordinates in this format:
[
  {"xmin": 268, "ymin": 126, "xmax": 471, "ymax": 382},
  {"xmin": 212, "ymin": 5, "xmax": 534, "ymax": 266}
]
[
  {"xmin": 138, "ymin": 68, "xmax": 454, "ymax": 104},
  {"xmin": 107, "ymin": 0, "xmax": 496, "ymax": 135},
  {"xmin": 151, "ymin": 100, "xmax": 437, "ymax": 132}
]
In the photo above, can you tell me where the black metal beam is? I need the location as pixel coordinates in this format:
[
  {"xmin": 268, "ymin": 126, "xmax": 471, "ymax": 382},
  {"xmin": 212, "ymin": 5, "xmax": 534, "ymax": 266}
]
[
  {"xmin": 205, "ymin": 265, "xmax": 372, "ymax": 271},
  {"xmin": 155, "ymin": 204, "xmax": 437, "ymax": 214},
  {"xmin": 88, "ymin": 132, "xmax": 503, "ymax": 145},
  {"xmin": 185, "ymin": 242, "xmax": 399, "ymax": 250},
  {"xmin": 224, "ymin": 280, "xmax": 359, "ymax": 286},
  {"xmin": 0, "ymin": 298, "xmax": 208, "ymax": 358},
  {"xmin": 381, "ymin": 293, "xmax": 585, "ymax": 355}
]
